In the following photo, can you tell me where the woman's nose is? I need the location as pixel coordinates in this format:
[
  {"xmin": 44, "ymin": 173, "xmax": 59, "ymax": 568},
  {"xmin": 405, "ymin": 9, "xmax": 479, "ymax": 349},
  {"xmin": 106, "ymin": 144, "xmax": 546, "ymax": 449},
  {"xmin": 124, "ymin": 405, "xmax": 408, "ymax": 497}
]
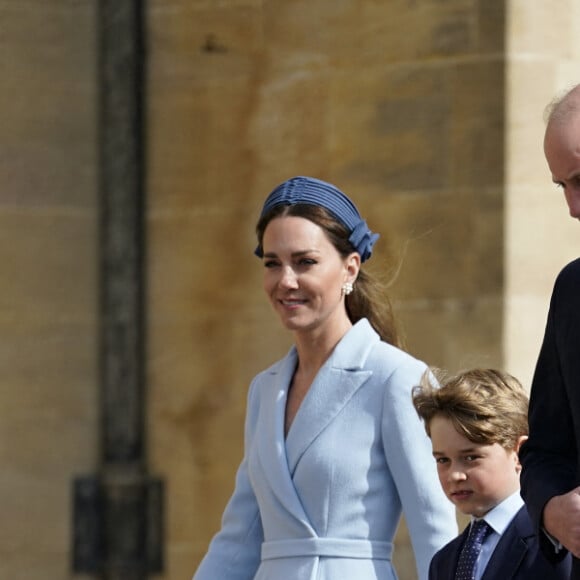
[{"xmin": 279, "ymin": 266, "xmax": 299, "ymax": 289}]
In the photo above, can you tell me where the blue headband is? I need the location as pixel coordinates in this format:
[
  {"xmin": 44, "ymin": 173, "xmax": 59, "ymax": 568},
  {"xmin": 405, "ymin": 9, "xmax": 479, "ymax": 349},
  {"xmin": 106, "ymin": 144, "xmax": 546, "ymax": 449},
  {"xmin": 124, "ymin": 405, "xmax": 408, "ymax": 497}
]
[{"xmin": 255, "ymin": 176, "xmax": 379, "ymax": 262}]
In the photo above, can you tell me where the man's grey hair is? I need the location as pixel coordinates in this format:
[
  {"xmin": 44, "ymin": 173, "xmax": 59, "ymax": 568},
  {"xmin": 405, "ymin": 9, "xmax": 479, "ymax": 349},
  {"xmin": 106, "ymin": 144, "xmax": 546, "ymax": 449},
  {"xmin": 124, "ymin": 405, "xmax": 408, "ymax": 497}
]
[{"xmin": 544, "ymin": 83, "xmax": 580, "ymax": 125}]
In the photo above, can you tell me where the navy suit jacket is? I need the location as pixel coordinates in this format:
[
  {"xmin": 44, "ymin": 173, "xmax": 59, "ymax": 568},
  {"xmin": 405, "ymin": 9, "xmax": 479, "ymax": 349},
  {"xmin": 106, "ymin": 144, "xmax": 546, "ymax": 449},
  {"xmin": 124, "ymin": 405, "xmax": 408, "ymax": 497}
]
[
  {"xmin": 428, "ymin": 506, "xmax": 571, "ymax": 579},
  {"xmin": 520, "ymin": 258, "xmax": 580, "ymax": 578}
]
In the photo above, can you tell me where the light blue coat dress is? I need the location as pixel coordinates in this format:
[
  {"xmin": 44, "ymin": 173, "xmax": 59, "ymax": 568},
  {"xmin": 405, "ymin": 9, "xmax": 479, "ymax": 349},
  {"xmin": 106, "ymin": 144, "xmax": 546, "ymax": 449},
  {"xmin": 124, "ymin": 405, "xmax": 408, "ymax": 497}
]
[{"xmin": 193, "ymin": 319, "xmax": 457, "ymax": 580}]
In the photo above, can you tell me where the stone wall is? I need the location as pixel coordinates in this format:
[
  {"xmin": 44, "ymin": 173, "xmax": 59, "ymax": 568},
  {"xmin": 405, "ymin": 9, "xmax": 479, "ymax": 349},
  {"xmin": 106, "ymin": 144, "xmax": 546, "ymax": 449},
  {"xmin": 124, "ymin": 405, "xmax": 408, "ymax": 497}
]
[
  {"xmin": 0, "ymin": 2, "xmax": 98, "ymax": 579},
  {"xmin": 504, "ymin": 0, "xmax": 580, "ymax": 387},
  {"xmin": 1, "ymin": 1, "xmax": 579, "ymax": 579},
  {"xmin": 146, "ymin": 1, "xmax": 507, "ymax": 577}
]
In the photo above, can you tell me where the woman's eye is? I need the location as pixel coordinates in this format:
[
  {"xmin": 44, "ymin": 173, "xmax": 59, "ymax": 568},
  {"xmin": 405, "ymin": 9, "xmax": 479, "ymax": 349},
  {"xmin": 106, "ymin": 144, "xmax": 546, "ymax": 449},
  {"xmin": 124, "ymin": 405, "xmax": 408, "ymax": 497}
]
[
  {"xmin": 299, "ymin": 258, "xmax": 316, "ymax": 266},
  {"xmin": 263, "ymin": 260, "xmax": 279, "ymax": 268}
]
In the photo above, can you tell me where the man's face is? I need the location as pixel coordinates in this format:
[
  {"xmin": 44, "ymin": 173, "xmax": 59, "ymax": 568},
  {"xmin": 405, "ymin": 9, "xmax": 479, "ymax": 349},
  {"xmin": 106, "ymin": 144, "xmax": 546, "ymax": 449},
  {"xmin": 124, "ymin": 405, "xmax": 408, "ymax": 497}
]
[{"xmin": 544, "ymin": 113, "xmax": 580, "ymax": 220}]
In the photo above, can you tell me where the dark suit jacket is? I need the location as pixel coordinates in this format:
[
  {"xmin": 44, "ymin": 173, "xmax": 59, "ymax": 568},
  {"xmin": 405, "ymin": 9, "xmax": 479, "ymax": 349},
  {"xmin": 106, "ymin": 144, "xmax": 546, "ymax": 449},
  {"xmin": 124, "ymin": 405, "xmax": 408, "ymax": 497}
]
[
  {"xmin": 428, "ymin": 506, "xmax": 571, "ymax": 579},
  {"xmin": 520, "ymin": 258, "xmax": 580, "ymax": 577}
]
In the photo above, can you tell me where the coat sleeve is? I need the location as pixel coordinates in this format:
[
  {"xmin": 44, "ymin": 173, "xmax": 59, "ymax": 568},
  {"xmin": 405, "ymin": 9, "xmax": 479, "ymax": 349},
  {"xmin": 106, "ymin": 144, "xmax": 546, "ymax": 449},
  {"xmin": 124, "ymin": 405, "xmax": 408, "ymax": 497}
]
[
  {"xmin": 520, "ymin": 259, "xmax": 580, "ymax": 561},
  {"xmin": 381, "ymin": 358, "xmax": 458, "ymax": 580},
  {"xmin": 193, "ymin": 380, "xmax": 264, "ymax": 580}
]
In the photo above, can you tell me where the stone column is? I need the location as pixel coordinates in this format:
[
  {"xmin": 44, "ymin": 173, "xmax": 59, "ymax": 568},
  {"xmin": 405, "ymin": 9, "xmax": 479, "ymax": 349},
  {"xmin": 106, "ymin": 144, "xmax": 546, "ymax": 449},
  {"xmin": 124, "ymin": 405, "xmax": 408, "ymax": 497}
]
[{"xmin": 73, "ymin": 1, "xmax": 163, "ymax": 578}]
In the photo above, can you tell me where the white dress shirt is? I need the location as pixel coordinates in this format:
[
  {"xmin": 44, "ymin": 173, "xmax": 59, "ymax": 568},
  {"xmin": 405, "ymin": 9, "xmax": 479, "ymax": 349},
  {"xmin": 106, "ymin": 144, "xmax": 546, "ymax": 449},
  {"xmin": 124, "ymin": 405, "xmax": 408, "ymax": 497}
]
[{"xmin": 471, "ymin": 490, "xmax": 524, "ymax": 580}]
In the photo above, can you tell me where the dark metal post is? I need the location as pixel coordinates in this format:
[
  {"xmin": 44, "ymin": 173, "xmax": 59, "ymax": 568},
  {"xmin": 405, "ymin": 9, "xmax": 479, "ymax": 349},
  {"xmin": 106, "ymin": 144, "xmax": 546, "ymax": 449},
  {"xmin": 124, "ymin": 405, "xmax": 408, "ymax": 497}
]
[{"xmin": 73, "ymin": 1, "xmax": 163, "ymax": 577}]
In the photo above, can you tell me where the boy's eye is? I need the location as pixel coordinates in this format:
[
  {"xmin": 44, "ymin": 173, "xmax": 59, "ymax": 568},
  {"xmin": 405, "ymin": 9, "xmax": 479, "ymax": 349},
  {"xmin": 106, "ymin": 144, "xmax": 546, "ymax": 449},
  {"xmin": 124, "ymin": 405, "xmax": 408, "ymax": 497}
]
[
  {"xmin": 435, "ymin": 457, "xmax": 449, "ymax": 464},
  {"xmin": 263, "ymin": 260, "xmax": 279, "ymax": 268},
  {"xmin": 465, "ymin": 455, "xmax": 479, "ymax": 462}
]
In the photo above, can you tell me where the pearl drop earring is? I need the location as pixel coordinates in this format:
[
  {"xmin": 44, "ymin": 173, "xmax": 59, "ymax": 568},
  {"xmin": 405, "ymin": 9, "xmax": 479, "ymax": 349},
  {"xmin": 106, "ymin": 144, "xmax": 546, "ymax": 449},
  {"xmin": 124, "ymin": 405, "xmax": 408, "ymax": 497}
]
[{"xmin": 342, "ymin": 282, "xmax": 354, "ymax": 296}]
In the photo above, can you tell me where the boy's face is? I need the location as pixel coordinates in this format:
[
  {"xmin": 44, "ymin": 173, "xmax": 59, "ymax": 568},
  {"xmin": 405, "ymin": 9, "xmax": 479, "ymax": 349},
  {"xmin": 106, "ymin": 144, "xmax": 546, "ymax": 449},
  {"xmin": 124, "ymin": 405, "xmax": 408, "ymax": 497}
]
[{"xmin": 430, "ymin": 415, "xmax": 522, "ymax": 518}]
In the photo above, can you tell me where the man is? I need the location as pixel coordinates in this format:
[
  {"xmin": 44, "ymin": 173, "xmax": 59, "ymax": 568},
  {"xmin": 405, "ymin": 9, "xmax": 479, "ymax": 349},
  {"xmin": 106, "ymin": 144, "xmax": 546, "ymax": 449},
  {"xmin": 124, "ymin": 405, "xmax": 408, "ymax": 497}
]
[{"xmin": 520, "ymin": 83, "xmax": 580, "ymax": 578}]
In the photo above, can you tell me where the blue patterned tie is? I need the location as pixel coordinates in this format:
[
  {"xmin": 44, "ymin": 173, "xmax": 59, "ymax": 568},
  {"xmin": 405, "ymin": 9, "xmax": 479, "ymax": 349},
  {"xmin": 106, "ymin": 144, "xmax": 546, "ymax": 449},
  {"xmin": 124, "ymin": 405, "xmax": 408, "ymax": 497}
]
[{"xmin": 455, "ymin": 519, "xmax": 491, "ymax": 580}]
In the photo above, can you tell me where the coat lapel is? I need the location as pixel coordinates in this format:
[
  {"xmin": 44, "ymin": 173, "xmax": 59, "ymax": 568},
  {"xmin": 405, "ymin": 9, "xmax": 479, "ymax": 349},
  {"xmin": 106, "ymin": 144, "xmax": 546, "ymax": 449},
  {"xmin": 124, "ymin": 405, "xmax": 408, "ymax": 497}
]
[
  {"xmin": 254, "ymin": 320, "xmax": 380, "ymax": 530},
  {"xmin": 482, "ymin": 508, "xmax": 530, "ymax": 580},
  {"xmin": 255, "ymin": 348, "xmax": 315, "ymax": 532},
  {"xmin": 285, "ymin": 320, "xmax": 378, "ymax": 474}
]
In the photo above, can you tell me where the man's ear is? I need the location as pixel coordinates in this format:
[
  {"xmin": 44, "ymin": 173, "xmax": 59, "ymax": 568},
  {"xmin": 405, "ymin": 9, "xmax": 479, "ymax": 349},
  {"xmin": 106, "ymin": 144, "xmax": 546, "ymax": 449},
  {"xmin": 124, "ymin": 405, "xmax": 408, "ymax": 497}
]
[
  {"xmin": 515, "ymin": 435, "xmax": 528, "ymax": 454},
  {"xmin": 514, "ymin": 435, "xmax": 528, "ymax": 473}
]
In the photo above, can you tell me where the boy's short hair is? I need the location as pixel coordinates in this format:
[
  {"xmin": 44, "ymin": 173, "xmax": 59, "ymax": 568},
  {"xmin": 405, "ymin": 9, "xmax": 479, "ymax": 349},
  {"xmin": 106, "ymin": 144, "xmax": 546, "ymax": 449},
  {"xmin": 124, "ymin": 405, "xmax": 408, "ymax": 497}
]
[{"xmin": 412, "ymin": 368, "xmax": 529, "ymax": 450}]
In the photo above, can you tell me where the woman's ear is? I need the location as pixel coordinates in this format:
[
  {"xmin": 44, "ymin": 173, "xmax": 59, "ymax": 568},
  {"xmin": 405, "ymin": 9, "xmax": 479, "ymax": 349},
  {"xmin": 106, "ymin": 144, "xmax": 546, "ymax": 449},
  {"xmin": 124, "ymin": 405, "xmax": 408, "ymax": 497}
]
[{"xmin": 345, "ymin": 252, "xmax": 361, "ymax": 282}]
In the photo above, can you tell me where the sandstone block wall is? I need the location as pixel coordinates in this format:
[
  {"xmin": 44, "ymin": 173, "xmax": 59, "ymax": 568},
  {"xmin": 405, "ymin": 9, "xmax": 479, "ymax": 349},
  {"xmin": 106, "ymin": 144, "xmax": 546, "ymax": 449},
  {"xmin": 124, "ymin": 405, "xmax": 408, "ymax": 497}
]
[
  {"xmin": 147, "ymin": 1, "xmax": 507, "ymax": 577},
  {"xmin": 504, "ymin": 0, "xmax": 580, "ymax": 387},
  {"xmin": 1, "ymin": 1, "xmax": 579, "ymax": 579},
  {"xmin": 0, "ymin": 2, "xmax": 98, "ymax": 579}
]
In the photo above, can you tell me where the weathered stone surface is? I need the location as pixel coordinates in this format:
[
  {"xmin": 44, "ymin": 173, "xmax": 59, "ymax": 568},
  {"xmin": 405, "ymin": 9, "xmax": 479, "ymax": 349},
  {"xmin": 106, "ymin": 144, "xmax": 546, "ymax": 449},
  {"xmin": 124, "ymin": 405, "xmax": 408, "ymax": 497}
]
[
  {"xmin": 0, "ymin": 1, "xmax": 98, "ymax": 577},
  {"xmin": 0, "ymin": 210, "xmax": 98, "ymax": 579},
  {"xmin": 1, "ymin": 2, "xmax": 97, "ymax": 208},
  {"xmin": 2, "ymin": 1, "xmax": 580, "ymax": 579},
  {"xmin": 146, "ymin": 2, "xmax": 508, "ymax": 578},
  {"xmin": 504, "ymin": 7, "xmax": 580, "ymax": 387}
]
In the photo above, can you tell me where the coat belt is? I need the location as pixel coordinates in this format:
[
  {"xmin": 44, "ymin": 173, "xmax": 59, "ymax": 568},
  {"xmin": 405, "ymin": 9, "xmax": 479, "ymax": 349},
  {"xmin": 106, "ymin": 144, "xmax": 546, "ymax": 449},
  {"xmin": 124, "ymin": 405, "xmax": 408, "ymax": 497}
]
[{"xmin": 261, "ymin": 538, "xmax": 393, "ymax": 560}]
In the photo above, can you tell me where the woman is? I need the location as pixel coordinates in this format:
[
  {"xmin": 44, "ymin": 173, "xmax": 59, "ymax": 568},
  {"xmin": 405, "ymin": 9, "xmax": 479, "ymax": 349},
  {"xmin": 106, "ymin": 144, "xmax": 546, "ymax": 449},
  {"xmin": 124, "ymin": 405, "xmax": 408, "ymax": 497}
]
[{"xmin": 193, "ymin": 176, "xmax": 457, "ymax": 580}]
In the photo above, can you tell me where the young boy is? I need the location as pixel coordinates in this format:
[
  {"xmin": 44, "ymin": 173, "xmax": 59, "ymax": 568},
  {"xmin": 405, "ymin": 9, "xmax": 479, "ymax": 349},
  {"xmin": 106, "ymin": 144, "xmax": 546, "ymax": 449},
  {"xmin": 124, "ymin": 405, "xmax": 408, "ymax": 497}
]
[{"xmin": 412, "ymin": 368, "xmax": 571, "ymax": 579}]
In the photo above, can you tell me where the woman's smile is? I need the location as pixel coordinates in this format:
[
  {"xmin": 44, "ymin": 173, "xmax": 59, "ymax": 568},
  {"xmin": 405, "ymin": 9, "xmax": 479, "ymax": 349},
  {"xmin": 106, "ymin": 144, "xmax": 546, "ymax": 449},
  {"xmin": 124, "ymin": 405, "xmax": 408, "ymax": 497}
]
[{"xmin": 262, "ymin": 216, "xmax": 354, "ymax": 336}]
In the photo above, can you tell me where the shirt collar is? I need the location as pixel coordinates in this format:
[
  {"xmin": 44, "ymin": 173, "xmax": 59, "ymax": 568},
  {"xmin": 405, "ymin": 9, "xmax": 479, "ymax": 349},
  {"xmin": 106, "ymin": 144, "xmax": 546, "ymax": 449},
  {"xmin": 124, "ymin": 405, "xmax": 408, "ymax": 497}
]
[{"xmin": 473, "ymin": 490, "xmax": 523, "ymax": 536}]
